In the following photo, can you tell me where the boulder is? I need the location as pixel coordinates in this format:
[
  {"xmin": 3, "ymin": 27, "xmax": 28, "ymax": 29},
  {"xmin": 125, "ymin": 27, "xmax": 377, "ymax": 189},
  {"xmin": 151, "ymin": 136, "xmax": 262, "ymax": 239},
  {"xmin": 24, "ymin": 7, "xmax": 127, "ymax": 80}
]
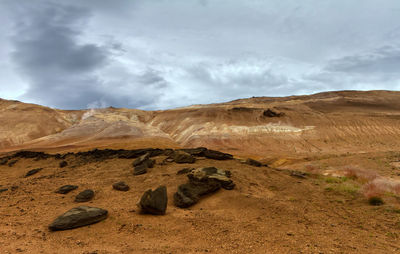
[
  {"xmin": 74, "ymin": 189, "xmax": 94, "ymax": 202},
  {"xmin": 48, "ymin": 206, "xmax": 108, "ymax": 231},
  {"xmin": 55, "ymin": 185, "xmax": 78, "ymax": 194},
  {"xmin": 112, "ymin": 181, "xmax": 130, "ymax": 191},
  {"xmin": 133, "ymin": 158, "xmax": 155, "ymax": 175},
  {"xmin": 139, "ymin": 186, "xmax": 168, "ymax": 215},
  {"xmin": 133, "ymin": 153, "xmax": 150, "ymax": 167},
  {"xmin": 204, "ymin": 150, "xmax": 233, "ymax": 160},
  {"xmin": 173, "ymin": 167, "xmax": 234, "ymax": 208},
  {"xmin": 173, "ymin": 151, "xmax": 195, "ymax": 164},
  {"xmin": 59, "ymin": 161, "xmax": 68, "ymax": 168},
  {"xmin": 25, "ymin": 168, "xmax": 43, "ymax": 177}
]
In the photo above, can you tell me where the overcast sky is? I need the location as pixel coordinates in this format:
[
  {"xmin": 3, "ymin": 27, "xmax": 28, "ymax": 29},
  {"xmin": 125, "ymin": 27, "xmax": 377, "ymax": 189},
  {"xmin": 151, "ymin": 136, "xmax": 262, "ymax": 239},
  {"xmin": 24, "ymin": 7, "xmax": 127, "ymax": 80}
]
[{"xmin": 1, "ymin": 0, "xmax": 400, "ymax": 110}]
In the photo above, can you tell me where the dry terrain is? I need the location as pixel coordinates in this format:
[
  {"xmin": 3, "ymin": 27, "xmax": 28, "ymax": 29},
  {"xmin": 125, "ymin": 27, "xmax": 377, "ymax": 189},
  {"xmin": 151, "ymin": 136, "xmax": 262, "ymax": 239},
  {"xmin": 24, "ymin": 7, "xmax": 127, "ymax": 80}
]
[{"xmin": 2, "ymin": 90, "xmax": 400, "ymax": 253}]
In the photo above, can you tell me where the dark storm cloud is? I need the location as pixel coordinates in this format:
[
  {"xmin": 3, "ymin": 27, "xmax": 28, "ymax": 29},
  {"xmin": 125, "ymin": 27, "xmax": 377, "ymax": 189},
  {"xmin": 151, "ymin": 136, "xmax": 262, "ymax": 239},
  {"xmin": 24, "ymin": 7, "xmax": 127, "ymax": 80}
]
[{"xmin": 10, "ymin": 2, "xmax": 164, "ymax": 109}]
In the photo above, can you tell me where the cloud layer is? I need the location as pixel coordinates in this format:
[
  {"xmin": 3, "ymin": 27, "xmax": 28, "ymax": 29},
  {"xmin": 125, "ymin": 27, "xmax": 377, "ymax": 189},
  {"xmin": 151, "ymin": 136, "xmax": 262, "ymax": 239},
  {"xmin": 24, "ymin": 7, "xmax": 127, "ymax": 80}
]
[{"xmin": 1, "ymin": 0, "xmax": 400, "ymax": 109}]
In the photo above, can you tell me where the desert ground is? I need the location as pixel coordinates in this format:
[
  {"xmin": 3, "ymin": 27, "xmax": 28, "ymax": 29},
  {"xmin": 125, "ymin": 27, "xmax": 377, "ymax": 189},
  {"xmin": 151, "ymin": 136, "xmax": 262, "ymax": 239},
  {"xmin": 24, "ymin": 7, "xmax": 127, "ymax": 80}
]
[{"xmin": 2, "ymin": 90, "xmax": 400, "ymax": 253}]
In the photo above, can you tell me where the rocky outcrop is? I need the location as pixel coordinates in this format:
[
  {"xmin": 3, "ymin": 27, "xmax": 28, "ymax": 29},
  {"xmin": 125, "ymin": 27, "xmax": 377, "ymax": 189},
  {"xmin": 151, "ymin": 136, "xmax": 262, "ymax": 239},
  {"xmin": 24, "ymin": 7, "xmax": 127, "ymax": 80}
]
[
  {"xmin": 203, "ymin": 150, "xmax": 233, "ymax": 160},
  {"xmin": 48, "ymin": 206, "xmax": 108, "ymax": 231},
  {"xmin": 174, "ymin": 167, "xmax": 234, "ymax": 208},
  {"xmin": 139, "ymin": 186, "xmax": 168, "ymax": 215}
]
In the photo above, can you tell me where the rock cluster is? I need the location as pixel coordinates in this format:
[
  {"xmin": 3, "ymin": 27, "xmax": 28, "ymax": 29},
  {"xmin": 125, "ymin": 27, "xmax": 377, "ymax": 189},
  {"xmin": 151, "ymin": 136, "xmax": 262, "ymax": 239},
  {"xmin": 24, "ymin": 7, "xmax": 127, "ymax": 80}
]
[
  {"xmin": 174, "ymin": 167, "xmax": 235, "ymax": 208},
  {"xmin": 133, "ymin": 153, "xmax": 155, "ymax": 175}
]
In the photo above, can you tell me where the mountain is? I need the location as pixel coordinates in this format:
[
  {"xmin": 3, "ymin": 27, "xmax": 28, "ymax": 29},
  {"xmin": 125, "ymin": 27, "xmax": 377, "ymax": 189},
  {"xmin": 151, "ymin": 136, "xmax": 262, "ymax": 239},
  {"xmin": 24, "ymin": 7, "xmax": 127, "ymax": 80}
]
[{"xmin": 2, "ymin": 90, "xmax": 400, "ymax": 158}]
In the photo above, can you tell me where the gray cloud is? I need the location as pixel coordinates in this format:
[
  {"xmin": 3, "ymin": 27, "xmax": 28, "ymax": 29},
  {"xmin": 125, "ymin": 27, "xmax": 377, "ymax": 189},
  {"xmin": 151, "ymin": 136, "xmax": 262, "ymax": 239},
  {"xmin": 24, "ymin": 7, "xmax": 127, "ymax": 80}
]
[
  {"xmin": 10, "ymin": 2, "xmax": 165, "ymax": 109},
  {"xmin": 2, "ymin": 0, "xmax": 400, "ymax": 109}
]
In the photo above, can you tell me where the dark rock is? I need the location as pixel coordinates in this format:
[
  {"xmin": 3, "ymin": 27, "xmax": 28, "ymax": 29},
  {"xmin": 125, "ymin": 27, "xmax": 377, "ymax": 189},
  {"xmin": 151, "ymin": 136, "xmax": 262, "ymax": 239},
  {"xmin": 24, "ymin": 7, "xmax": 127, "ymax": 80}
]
[
  {"xmin": 8, "ymin": 160, "xmax": 18, "ymax": 167},
  {"xmin": 75, "ymin": 189, "xmax": 95, "ymax": 202},
  {"xmin": 11, "ymin": 185, "xmax": 18, "ymax": 191},
  {"xmin": 263, "ymin": 108, "xmax": 284, "ymax": 117},
  {"xmin": 179, "ymin": 147, "xmax": 208, "ymax": 157},
  {"xmin": 177, "ymin": 168, "xmax": 194, "ymax": 175},
  {"xmin": 55, "ymin": 185, "xmax": 78, "ymax": 194},
  {"xmin": 0, "ymin": 188, "xmax": 8, "ymax": 193},
  {"xmin": 174, "ymin": 167, "xmax": 234, "ymax": 208},
  {"xmin": 48, "ymin": 206, "xmax": 108, "ymax": 231},
  {"xmin": 133, "ymin": 158, "xmax": 155, "ymax": 175},
  {"xmin": 133, "ymin": 164, "xmax": 148, "ymax": 175},
  {"xmin": 231, "ymin": 107, "xmax": 255, "ymax": 112},
  {"xmin": 139, "ymin": 186, "xmax": 168, "ymax": 215},
  {"xmin": 0, "ymin": 157, "xmax": 9, "ymax": 165},
  {"xmin": 245, "ymin": 158, "xmax": 263, "ymax": 167},
  {"xmin": 25, "ymin": 168, "xmax": 43, "ymax": 177},
  {"xmin": 59, "ymin": 161, "xmax": 68, "ymax": 168},
  {"xmin": 133, "ymin": 153, "xmax": 150, "ymax": 167},
  {"xmin": 204, "ymin": 150, "xmax": 233, "ymax": 160},
  {"xmin": 163, "ymin": 149, "xmax": 175, "ymax": 156},
  {"xmin": 112, "ymin": 181, "xmax": 130, "ymax": 191},
  {"xmin": 173, "ymin": 151, "xmax": 196, "ymax": 164},
  {"xmin": 14, "ymin": 151, "xmax": 50, "ymax": 159}
]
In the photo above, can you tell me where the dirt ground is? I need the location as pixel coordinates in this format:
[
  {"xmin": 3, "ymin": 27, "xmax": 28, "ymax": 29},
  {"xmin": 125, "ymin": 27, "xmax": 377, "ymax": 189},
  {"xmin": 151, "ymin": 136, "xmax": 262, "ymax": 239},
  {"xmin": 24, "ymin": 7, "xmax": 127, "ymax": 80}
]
[{"xmin": 1, "ymin": 150, "xmax": 400, "ymax": 254}]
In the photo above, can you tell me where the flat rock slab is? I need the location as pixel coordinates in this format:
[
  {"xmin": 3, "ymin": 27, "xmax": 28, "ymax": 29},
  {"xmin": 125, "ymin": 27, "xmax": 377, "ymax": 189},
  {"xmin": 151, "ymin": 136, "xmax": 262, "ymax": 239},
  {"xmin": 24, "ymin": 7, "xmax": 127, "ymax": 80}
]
[
  {"xmin": 75, "ymin": 189, "xmax": 94, "ymax": 202},
  {"xmin": 48, "ymin": 206, "xmax": 108, "ymax": 231},
  {"xmin": 112, "ymin": 181, "xmax": 130, "ymax": 191},
  {"xmin": 55, "ymin": 185, "xmax": 78, "ymax": 194},
  {"xmin": 25, "ymin": 168, "xmax": 43, "ymax": 177},
  {"xmin": 139, "ymin": 186, "xmax": 168, "ymax": 215}
]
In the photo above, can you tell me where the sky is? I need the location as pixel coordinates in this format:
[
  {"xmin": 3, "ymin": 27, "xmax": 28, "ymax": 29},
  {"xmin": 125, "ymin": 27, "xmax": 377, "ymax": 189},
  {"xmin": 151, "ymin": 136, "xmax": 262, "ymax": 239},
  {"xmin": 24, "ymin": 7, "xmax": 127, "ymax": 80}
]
[{"xmin": 1, "ymin": 0, "xmax": 400, "ymax": 110}]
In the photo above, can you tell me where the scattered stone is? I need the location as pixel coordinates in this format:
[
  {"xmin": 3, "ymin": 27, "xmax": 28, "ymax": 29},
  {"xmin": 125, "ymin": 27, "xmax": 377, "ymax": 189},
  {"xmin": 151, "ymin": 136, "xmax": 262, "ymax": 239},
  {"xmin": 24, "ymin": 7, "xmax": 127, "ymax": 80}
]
[
  {"xmin": 48, "ymin": 206, "xmax": 108, "ymax": 231},
  {"xmin": 174, "ymin": 167, "xmax": 234, "ymax": 208},
  {"xmin": 245, "ymin": 158, "xmax": 263, "ymax": 167},
  {"xmin": 25, "ymin": 168, "xmax": 43, "ymax": 177},
  {"xmin": 8, "ymin": 160, "xmax": 18, "ymax": 167},
  {"xmin": 55, "ymin": 185, "xmax": 78, "ymax": 194},
  {"xmin": 0, "ymin": 188, "xmax": 8, "ymax": 193},
  {"xmin": 133, "ymin": 157, "xmax": 155, "ymax": 175},
  {"xmin": 59, "ymin": 161, "xmax": 68, "ymax": 168},
  {"xmin": 139, "ymin": 185, "xmax": 168, "ymax": 215},
  {"xmin": 290, "ymin": 171, "xmax": 308, "ymax": 179},
  {"xmin": 204, "ymin": 150, "xmax": 233, "ymax": 160},
  {"xmin": 177, "ymin": 168, "xmax": 194, "ymax": 175},
  {"xmin": 11, "ymin": 185, "xmax": 18, "ymax": 191},
  {"xmin": 75, "ymin": 189, "xmax": 95, "ymax": 202},
  {"xmin": 263, "ymin": 108, "xmax": 284, "ymax": 117},
  {"xmin": 112, "ymin": 181, "xmax": 130, "ymax": 191},
  {"xmin": 163, "ymin": 149, "xmax": 175, "ymax": 156},
  {"xmin": 173, "ymin": 151, "xmax": 196, "ymax": 164},
  {"xmin": 368, "ymin": 196, "xmax": 384, "ymax": 206}
]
